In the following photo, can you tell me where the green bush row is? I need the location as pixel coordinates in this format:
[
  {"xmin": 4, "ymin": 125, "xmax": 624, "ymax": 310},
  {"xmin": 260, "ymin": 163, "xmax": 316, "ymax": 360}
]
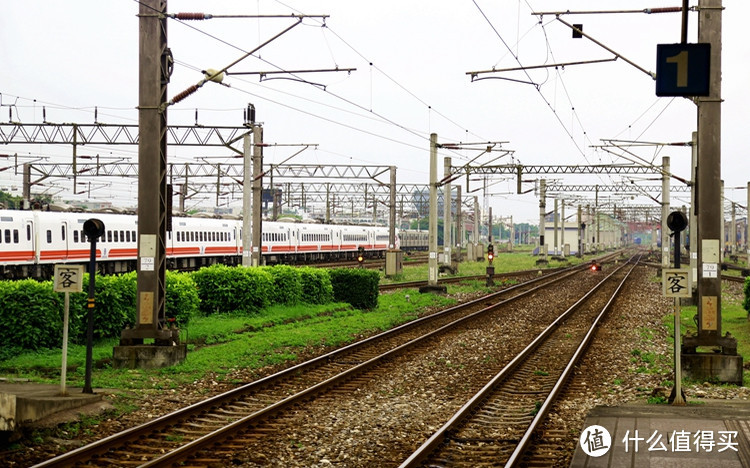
[
  {"xmin": 329, "ymin": 268, "xmax": 380, "ymax": 310},
  {"xmin": 0, "ymin": 271, "xmax": 199, "ymax": 359},
  {"xmin": 0, "ymin": 264, "xmax": 377, "ymax": 358}
]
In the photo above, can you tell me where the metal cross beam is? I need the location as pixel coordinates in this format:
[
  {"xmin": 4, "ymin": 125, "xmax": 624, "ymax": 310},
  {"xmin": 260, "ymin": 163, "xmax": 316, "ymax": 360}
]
[
  {"xmin": 0, "ymin": 122, "xmax": 252, "ymax": 150},
  {"xmin": 455, "ymin": 164, "xmax": 663, "ymax": 176}
]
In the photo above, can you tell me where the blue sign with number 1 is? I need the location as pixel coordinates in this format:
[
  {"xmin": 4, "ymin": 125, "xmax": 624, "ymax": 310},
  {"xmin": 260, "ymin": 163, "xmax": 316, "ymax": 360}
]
[{"xmin": 655, "ymin": 43, "xmax": 710, "ymax": 97}]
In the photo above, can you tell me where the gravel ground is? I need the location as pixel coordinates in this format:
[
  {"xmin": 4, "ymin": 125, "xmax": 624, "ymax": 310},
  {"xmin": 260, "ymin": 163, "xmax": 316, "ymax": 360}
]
[{"xmin": 3, "ymin": 265, "xmax": 748, "ymax": 467}]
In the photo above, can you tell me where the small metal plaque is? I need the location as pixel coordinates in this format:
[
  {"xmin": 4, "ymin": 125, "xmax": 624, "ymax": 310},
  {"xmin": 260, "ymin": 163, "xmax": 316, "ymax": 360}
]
[
  {"xmin": 701, "ymin": 296, "xmax": 717, "ymax": 331},
  {"xmin": 139, "ymin": 292, "xmax": 154, "ymax": 325}
]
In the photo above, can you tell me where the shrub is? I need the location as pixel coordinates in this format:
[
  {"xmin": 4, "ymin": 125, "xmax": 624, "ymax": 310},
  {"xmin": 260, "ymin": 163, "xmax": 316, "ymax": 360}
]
[
  {"xmin": 264, "ymin": 265, "xmax": 302, "ymax": 305},
  {"xmin": 298, "ymin": 267, "xmax": 333, "ymax": 304},
  {"xmin": 329, "ymin": 268, "xmax": 380, "ymax": 310},
  {"xmin": 192, "ymin": 264, "xmax": 273, "ymax": 315},
  {"xmin": 71, "ymin": 272, "xmax": 137, "ymax": 342},
  {"xmin": 744, "ymin": 276, "xmax": 750, "ymax": 314},
  {"xmin": 0, "ymin": 279, "xmax": 63, "ymax": 354},
  {"xmin": 165, "ymin": 271, "xmax": 199, "ymax": 326}
]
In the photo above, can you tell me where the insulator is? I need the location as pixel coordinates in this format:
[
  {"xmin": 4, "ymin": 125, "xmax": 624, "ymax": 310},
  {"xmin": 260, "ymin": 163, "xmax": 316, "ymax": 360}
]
[
  {"xmin": 170, "ymin": 85, "xmax": 199, "ymax": 105},
  {"xmin": 644, "ymin": 7, "xmax": 681, "ymax": 14},
  {"xmin": 175, "ymin": 12, "xmax": 210, "ymax": 20}
]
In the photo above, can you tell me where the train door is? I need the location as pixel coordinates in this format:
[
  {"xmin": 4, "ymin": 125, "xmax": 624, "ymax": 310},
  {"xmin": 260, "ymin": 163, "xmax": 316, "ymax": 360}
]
[
  {"xmin": 25, "ymin": 218, "xmax": 37, "ymax": 262},
  {"xmin": 60, "ymin": 220, "xmax": 69, "ymax": 260}
]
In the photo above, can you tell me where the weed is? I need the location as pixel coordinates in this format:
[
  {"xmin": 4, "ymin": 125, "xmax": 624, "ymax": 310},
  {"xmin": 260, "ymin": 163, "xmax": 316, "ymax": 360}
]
[
  {"xmin": 647, "ymin": 395, "xmax": 668, "ymax": 404},
  {"xmin": 534, "ymin": 370, "xmax": 549, "ymax": 376},
  {"xmin": 530, "ymin": 400, "xmax": 543, "ymax": 416}
]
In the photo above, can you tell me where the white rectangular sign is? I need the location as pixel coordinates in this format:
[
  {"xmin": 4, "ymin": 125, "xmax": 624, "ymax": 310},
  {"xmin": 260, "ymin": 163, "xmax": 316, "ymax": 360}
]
[
  {"xmin": 140, "ymin": 257, "xmax": 155, "ymax": 271},
  {"xmin": 53, "ymin": 265, "xmax": 85, "ymax": 293},
  {"xmin": 662, "ymin": 268, "xmax": 692, "ymax": 298},
  {"xmin": 702, "ymin": 263, "xmax": 718, "ymax": 278}
]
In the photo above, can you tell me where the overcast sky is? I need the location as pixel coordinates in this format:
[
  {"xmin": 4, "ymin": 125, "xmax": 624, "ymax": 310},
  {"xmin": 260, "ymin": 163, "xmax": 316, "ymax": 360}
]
[{"xmin": 1, "ymin": 1, "xmax": 747, "ymax": 224}]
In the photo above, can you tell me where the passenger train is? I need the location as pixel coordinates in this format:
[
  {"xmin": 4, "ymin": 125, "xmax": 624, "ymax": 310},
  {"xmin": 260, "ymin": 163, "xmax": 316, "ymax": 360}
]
[{"xmin": 0, "ymin": 209, "xmax": 403, "ymax": 279}]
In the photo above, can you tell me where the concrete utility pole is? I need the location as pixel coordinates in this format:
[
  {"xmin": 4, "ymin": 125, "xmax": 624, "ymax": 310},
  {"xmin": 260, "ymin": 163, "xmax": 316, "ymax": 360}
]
[
  {"xmin": 242, "ymin": 133, "xmax": 252, "ymax": 266},
  {"xmin": 427, "ymin": 134, "xmax": 439, "ymax": 287},
  {"xmin": 474, "ymin": 196, "xmax": 480, "ymax": 260},
  {"xmin": 116, "ymin": 0, "xmax": 184, "ymax": 368},
  {"xmin": 553, "ymin": 198, "xmax": 559, "ymax": 255},
  {"xmin": 538, "ymin": 179, "xmax": 547, "ymax": 259},
  {"xmin": 561, "ymin": 201, "xmax": 565, "ymax": 257},
  {"xmin": 251, "ymin": 125, "xmax": 263, "ymax": 267},
  {"xmin": 443, "ymin": 157, "xmax": 452, "ymax": 265},
  {"xmin": 662, "ymin": 156, "xmax": 671, "ymax": 268},
  {"xmin": 696, "ymin": 0, "xmax": 723, "ymax": 338},
  {"xmin": 509, "ymin": 215, "xmax": 514, "ymax": 252},
  {"xmin": 577, "ymin": 205, "xmax": 583, "ymax": 257},
  {"xmin": 683, "ymin": 0, "xmax": 740, "ymax": 384},
  {"xmin": 385, "ymin": 166, "xmax": 402, "ymax": 276},
  {"xmin": 456, "ymin": 184, "xmax": 462, "ymax": 251},
  {"xmin": 134, "ymin": 0, "xmax": 169, "ymax": 338}
]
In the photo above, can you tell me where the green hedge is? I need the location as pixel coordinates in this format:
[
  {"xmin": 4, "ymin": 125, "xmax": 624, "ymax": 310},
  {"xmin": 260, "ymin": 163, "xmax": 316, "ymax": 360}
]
[
  {"xmin": 0, "ymin": 271, "xmax": 200, "ymax": 359},
  {"xmin": 0, "ymin": 263, "xmax": 360, "ymax": 359},
  {"xmin": 0, "ymin": 279, "xmax": 64, "ymax": 357},
  {"xmin": 298, "ymin": 267, "xmax": 334, "ymax": 304},
  {"xmin": 191, "ymin": 264, "xmax": 273, "ymax": 316},
  {"xmin": 743, "ymin": 277, "xmax": 750, "ymax": 315},
  {"xmin": 329, "ymin": 268, "xmax": 380, "ymax": 310},
  {"xmin": 165, "ymin": 270, "xmax": 200, "ymax": 327},
  {"xmin": 263, "ymin": 265, "xmax": 303, "ymax": 305}
]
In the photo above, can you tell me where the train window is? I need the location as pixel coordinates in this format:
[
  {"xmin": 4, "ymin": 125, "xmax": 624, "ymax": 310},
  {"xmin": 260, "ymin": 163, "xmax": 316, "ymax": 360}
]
[
  {"xmin": 167, "ymin": 231, "xmax": 171, "ymax": 241},
  {"xmin": 80, "ymin": 230, "xmax": 86, "ymax": 243},
  {"xmin": 212, "ymin": 232, "xmax": 216, "ymax": 242},
  {"xmin": 46, "ymin": 230, "xmax": 51, "ymax": 243},
  {"xmin": 126, "ymin": 231, "xmax": 131, "ymax": 242},
  {"xmin": 107, "ymin": 231, "xmax": 112, "ymax": 243},
  {"xmin": 3, "ymin": 229, "xmax": 8, "ymax": 243},
  {"xmin": 61, "ymin": 226, "xmax": 66, "ymax": 241},
  {"xmin": 114, "ymin": 231, "xmax": 119, "ymax": 242},
  {"xmin": 27, "ymin": 225, "xmax": 31, "ymax": 241},
  {"xmin": 13, "ymin": 230, "xmax": 18, "ymax": 243},
  {"xmin": 132, "ymin": 231, "xmax": 136, "ymax": 242},
  {"xmin": 74, "ymin": 231, "xmax": 79, "ymax": 243},
  {"xmin": 120, "ymin": 230, "xmax": 125, "ymax": 241}
]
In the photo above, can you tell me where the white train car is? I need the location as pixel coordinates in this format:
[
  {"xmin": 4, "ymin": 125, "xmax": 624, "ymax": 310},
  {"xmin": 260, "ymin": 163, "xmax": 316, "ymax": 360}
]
[{"xmin": 0, "ymin": 209, "xmax": 397, "ymax": 278}]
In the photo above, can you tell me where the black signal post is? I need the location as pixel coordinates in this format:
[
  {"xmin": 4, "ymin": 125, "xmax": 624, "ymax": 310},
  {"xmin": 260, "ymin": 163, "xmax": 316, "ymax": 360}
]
[
  {"xmin": 667, "ymin": 211, "xmax": 688, "ymax": 268},
  {"xmin": 486, "ymin": 243, "xmax": 495, "ymax": 286},
  {"xmin": 357, "ymin": 246, "xmax": 365, "ymax": 267},
  {"xmin": 82, "ymin": 218, "xmax": 105, "ymax": 394}
]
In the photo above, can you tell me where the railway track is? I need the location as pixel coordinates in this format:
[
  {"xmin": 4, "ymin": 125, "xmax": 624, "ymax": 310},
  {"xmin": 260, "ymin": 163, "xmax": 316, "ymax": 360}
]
[
  {"xmin": 33, "ymin": 255, "xmax": 622, "ymax": 468},
  {"xmin": 400, "ymin": 255, "xmax": 640, "ymax": 467}
]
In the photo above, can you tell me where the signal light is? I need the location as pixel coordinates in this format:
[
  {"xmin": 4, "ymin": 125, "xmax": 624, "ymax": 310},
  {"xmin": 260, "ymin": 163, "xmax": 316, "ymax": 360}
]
[
  {"xmin": 590, "ymin": 262, "xmax": 601, "ymax": 271},
  {"xmin": 487, "ymin": 244, "xmax": 494, "ymax": 264},
  {"xmin": 357, "ymin": 246, "xmax": 365, "ymax": 264}
]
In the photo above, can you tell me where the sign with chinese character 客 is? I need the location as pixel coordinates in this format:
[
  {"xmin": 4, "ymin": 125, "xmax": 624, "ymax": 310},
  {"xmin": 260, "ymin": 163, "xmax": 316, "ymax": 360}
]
[
  {"xmin": 662, "ymin": 268, "xmax": 692, "ymax": 298},
  {"xmin": 53, "ymin": 265, "xmax": 85, "ymax": 293}
]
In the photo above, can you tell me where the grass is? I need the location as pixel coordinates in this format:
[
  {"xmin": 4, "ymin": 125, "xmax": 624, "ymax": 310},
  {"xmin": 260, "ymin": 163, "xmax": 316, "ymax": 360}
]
[
  {"xmin": 662, "ymin": 277, "xmax": 750, "ymax": 386},
  {"xmin": 380, "ymin": 252, "xmax": 587, "ymax": 284},
  {"xmin": 0, "ymin": 281, "xmax": 462, "ymax": 390}
]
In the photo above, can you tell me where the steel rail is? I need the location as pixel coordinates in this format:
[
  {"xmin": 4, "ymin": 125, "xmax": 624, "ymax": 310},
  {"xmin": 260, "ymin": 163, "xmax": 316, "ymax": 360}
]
[
  {"xmin": 399, "ymin": 255, "xmax": 638, "ymax": 467},
  {"xmin": 137, "ymin": 265, "xmax": 593, "ymax": 467},
  {"xmin": 506, "ymin": 256, "xmax": 639, "ymax": 465},
  {"xmin": 32, "ymin": 262, "xmax": 588, "ymax": 468}
]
